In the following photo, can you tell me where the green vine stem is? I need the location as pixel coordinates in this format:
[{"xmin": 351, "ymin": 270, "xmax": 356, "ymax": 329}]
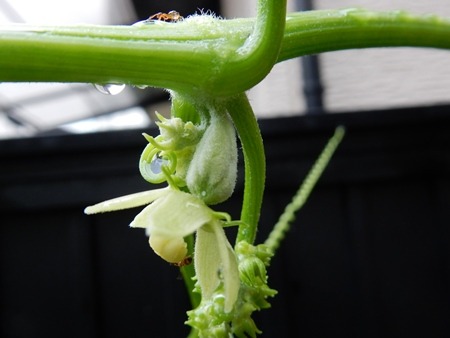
[
  {"xmin": 279, "ymin": 9, "xmax": 450, "ymax": 61},
  {"xmin": 225, "ymin": 94, "xmax": 265, "ymax": 245},
  {"xmin": 0, "ymin": 0, "xmax": 285, "ymax": 98},
  {"xmin": 216, "ymin": 0, "xmax": 286, "ymax": 96},
  {"xmin": 2, "ymin": 9, "xmax": 450, "ymax": 96}
]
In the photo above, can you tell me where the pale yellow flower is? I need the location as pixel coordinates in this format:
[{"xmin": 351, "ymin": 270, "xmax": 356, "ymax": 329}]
[{"xmin": 85, "ymin": 187, "xmax": 239, "ymax": 312}]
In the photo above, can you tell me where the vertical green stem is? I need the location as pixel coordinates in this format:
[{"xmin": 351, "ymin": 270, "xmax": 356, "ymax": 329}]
[
  {"xmin": 170, "ymin": 92, "xmax": 201, "ymax": 124},
  {"xmin": 221, "ymin": 0, "xmax": 287, "ymax": 243},
  {"xmin": 226, "ymin": 94, "xmax": 265, "ymax": 245},
  {"xmin": 216, "ymin": 0, "xmax": 287, "ymax": 95}
]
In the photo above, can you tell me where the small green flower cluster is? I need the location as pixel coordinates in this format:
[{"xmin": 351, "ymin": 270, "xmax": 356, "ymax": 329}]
[
  {"xmin": 231, "ymin": 242, "xmax": 277, "ymax": 337},
  {"xmin": 139, "ymin": 112, "xmax": 204, "ymax": 187},
  {"xmin": 186, "ymin": 282, "xmax": 235, "ymax": 337},
  {"xmin": 186, "ymin": 241, "xmax": 277, "ymax": 338}
]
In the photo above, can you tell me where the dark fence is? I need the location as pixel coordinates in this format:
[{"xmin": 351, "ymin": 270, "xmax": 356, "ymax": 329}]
[{"xmin": 1, "ymin": 105, "xmax": 450, "ymax": 337}]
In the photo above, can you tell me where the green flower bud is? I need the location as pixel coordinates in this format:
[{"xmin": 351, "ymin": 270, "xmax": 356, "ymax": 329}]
[
  {"xmin": 155, "ymin": 113, "xmax": 203, "ymax": 151},
  {"xmin": 239, "ymin": 256, "xmax": 267, "ymax": 287},
  {"xmin": 139, "ymin": 113, "xmax": 205, "ymax": 185},
  {"xmin": 186, "ymin": 109, "xmax": 237, "ymax": 205}
]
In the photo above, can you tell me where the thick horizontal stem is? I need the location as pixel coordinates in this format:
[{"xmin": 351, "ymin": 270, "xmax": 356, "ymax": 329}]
[
  {"xmin": 280, "ymin": 9, "xmax": 450, "ymax": 61},
  {"xmin": 1, "ymin": 9, "xmax": 450, "ymax": 95},
  {"xmin": 0, "ymin": 24, "xmax": 231, "ymax": 94}
]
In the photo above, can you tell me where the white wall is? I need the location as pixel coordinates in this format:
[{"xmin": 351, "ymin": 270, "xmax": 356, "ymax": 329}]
[
  {"xmin": 223, "ymin": 0, "xmax": 450, "ymax": 116},
  {"xmin": 317, "ymin": 0, "xmax": 450, "ymax": 112}
]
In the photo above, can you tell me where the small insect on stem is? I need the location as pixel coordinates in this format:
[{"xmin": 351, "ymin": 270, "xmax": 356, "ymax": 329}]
[
  {"xmin": 148, "ymin": 10, "xmax": 183, "ymax": 23},
  {"xmin": 172, "ymin": 256, "xmax": 193, "ymax": 268}
]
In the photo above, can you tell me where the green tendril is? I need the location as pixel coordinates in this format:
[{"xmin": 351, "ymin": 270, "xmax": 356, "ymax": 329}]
[
  {"xmin": 211, "ymin": 211, "xmax": 232, "ymax": 223},
  {"xmin": 139, "ymin": 142, "xmax": 177, "ymax": 184},
  {"xmin": 160, "ymin": 164, "xmax": 179, "ymax": 189},
  {"xmin": 143, "ymin": 133, "xmax": 172, "ymax": 151}
]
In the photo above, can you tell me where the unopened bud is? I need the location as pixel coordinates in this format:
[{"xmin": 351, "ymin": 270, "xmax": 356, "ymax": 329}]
[
  {"xmin": 186, "ymin": 110, "xmax": 237, "ymax": 205},
  {"xmin": 149, "ymin": 234, "xmax": 187, "ymax": 264}
]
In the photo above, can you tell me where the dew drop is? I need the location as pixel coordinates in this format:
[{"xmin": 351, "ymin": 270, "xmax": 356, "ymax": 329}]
[
  {"xmin": 150, "ymin": 157, "xmax": 168, "ymax": 174},
  {"xmin": 93, "ymin": 83, "xmax": 125, "ymax": 95},
  {"xmin": 132, "ymin": 19, "xmax": 155, "ymax": 27},
  {"xmin": 134, "ymin": 85, "xmax": 148, "ymax": 90}
]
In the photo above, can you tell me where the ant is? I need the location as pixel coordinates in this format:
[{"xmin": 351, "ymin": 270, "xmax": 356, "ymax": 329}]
[
  {"xmin": 148, "ymin": 10, "xmax": 183, "ymax": 23},
  {"xmin": 172, "ymin": 256, "xmax": 192, "ymax": 268}
]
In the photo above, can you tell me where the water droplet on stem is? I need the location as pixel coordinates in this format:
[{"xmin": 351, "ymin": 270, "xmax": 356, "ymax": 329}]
[
  {"xmin": 93, "ymin": 83, "xmax": 125, "ymax": 95},
  {"xmin": 150, "ymin": 157, "xmax": 168, "ymax": 174},
  {"xmin": 134, "ymin": 85, "xmax": 148, "ymax": 90},
  {"xmin": 132, "ymin": 19, "xmax": 156, "ymax": 27}
]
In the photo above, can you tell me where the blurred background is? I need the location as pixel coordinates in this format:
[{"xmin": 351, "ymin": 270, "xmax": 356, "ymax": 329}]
[{"xmin": 1, "ymin": 1, "xmax": 450, "ymax": 338}]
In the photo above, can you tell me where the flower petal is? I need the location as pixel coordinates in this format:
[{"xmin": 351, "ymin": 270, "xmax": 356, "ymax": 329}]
[
  {"xmin": 195, "ymin": 221, "xmax": 239, "ymax": 313},
  {"xmin": 130, "ymin": 189, "xmax": 213, "ymax": 237},
  {"xmin": 84, "ymin": 187, "xmax": 169, "ymax": 214},
  {"xmin": 195, "ymin": 224, "xmax": 221, "ymax": 301}
]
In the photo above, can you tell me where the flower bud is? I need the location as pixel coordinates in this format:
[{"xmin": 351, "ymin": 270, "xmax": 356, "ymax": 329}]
[
  {"xmin": 149, "ymin": 234, "xmax": 187, "ymax": 264},
  {"xmin": 186, "ymin": 110, "xmax": 237, "ymax": 205},
  {"xmin": 239, "ymin": 256, "xmax": 267, "ymax": 287}
]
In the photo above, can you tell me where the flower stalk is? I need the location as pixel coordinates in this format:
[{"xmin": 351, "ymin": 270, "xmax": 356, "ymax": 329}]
[{"xmin": 225, "ymin": 94, "xmax": 265, "ymax": 245}]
